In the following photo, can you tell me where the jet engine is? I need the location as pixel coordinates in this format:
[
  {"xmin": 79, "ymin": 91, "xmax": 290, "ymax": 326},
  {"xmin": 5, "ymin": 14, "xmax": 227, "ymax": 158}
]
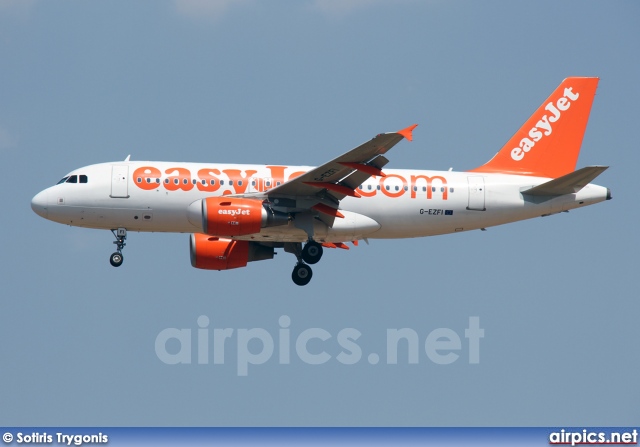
[
  {"xmin": 190, "ymin": 233, "xmax": 274, "ymax": 270},
  {"xmin": 187, "ymin": 197, "xmax": 288, "ymax": 237}
]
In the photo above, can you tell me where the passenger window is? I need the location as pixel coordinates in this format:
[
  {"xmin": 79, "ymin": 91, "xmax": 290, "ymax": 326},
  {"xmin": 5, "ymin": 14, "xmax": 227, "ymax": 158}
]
[
  {"xmin": 146, "ymin": 178, "xmax": 151, "ymax": 183},
  {"xmin": 229, "ymin": 180, "xmax": 233, "ymax": 186},
  {"xmin": 423, "ymin": 187, "xmax": 426, "ymax": 192},
  {"xmin": 441, "ymin": 187, "xmax": 445, "ymax": 192},
  {"xmin": 174, "ymin": 179, "xmax": 179, "ymax": 185},
  {"xmin": 56, "ymin": 177, "xmax": 69, "ymax": 185},
  {"xmin": 394, "ymin": 186, "xmax": 399, "ymax": 191},
  {"xmin": 192, "ymin": 179, "xmax": 197, "ymax": 185},
  {"xmin": 450, "ymin": 187, "xmax": 454, "ymax": 193},
  {"xmin": 220, "ymin": 180, "xmax": 225, "ymax": 185},
  {"xmin": 432, "ymin": 187, "xmax": 436, "ymax": 192},
  {"xmin": 238, "ymin": 181, "xmax": 243, "ymax": 186},
  {"xmin": 266, "ymin": 181, "xmax": 271, "ymax": 187},
  {"xmin": 368, "ymin": 185, "xmax": 372, "ymax": 190},
  {"xmin": 79, "ymin": 175, "xmax": 88, "ymax": 183},
  {"xmin": 165, "ymin": 179, "xmax": 169, "ymax": 184},
  {"xmin": 210, "ymin": 179, "xmax": 216, "ymax": 185},
  {"xmin": 137, "ymin": 177, "xmax": 142, "ymax": 183},
  {"xmin": 66, "ymin": 175, "xmax": 78, "ymax": 183},
  {"xmin": 277, "ymin": 182, "xmax": 281, "ymax": 186},
  {"xmin": 183, "ymin": 179, "xmax": 188, "ymax": 185},
  {"xmin": 413, "ymin": 186, "xmax": 417, "ymax": 192},
  {"xmin": 251, "ymin": 181, "xmax": 256, "ymax": 187},
  {"xmin": 404, "ymin": 186, "xmax": 408, "ymax": 191},
  {"xmin": 156, "ymin": 178, "xmax": 160, "ymax": 184}
]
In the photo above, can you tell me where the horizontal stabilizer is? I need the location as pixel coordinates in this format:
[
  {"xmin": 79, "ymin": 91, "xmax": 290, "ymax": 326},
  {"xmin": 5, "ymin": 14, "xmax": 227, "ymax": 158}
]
[{"xmin": 522, "ymin": 166, "xmax": 608, "ymax": 196}]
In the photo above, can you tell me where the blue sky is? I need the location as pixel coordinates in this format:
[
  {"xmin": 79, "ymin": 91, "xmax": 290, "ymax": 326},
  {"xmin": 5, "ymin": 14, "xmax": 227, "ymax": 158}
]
[{"xmin": 1, "ymin": 0, "xmax": 638, "ymax": 426}]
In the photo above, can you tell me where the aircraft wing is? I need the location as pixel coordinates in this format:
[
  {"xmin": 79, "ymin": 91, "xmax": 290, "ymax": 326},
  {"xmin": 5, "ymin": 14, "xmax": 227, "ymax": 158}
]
[{"xmin": 265, "ymin": 124, "xmax": 417, "ymax": 206}]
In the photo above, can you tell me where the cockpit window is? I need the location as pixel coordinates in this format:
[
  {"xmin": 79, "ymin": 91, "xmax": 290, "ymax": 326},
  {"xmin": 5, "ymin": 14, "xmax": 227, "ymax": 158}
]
[{"xmin": 56, "ymin": 174, "xmax": 88, "ymax": 185}]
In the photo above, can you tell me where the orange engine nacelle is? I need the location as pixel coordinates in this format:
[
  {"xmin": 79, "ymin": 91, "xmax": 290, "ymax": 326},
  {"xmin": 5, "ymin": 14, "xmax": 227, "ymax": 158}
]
[
  {"xmin": 203, "ymin": 197, "xmax": 263, "ymax": 236},
  {"xmin": 187, "ymin": 197, "xmax": 288, "ymax": 237},
  {"xmin": 190, "ymin": 234, "xmax": 274, "ymax": 270}
]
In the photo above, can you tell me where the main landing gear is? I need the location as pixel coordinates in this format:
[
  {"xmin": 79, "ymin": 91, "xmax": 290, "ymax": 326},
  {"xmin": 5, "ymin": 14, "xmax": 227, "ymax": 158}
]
[
  {"xmin": 292, "ymin": 263, "xmax": 313, "ymax": 286},
  {"xmin": 110, "ymin": 228, "xmax": 127, "ymax": 267},
  {"xmin": 289, "ymin": 240, "xmax": 324, "ymax": 286},
  {"xmin": 301, "ymin": 240, "xmax": 323, "ymax": 265}
]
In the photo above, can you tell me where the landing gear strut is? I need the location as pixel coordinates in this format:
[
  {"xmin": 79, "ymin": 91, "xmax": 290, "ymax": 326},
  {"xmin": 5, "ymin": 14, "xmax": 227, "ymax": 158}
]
[{"xmin": 110, "ymin": 228, "xmax": 127, "ymax": 267}]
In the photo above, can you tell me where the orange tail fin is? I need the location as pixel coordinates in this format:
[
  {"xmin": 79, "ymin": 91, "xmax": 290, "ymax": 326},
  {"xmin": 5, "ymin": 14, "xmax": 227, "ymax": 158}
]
[{"xmin": 470, "ymin": 77, "xmax": 599, "ymax": 178}]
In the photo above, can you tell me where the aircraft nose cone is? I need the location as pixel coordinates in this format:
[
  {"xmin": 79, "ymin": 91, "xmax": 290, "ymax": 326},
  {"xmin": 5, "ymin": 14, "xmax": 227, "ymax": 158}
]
[{"xmin": 31, "ymin": 190, "xmax": 49, "ymax": 218}]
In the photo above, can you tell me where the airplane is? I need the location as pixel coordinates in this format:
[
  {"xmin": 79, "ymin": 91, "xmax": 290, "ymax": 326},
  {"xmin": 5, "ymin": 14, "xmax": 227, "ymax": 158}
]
[{"xmin": 31, "ymin": 77, "xmax": 611, "ymax": 286}]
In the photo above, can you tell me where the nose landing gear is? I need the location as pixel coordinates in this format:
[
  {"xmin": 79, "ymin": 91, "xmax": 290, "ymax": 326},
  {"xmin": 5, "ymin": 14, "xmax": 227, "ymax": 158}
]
[{"xmin": 110, "ymin": 228, "xmax": 127, "ymax": 267}]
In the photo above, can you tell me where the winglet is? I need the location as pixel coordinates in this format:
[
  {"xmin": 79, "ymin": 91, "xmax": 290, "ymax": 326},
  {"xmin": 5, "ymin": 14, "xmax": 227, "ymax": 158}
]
[{"xmin": 397, "ymin": 124, "xmax": 418, "ymax": 141}]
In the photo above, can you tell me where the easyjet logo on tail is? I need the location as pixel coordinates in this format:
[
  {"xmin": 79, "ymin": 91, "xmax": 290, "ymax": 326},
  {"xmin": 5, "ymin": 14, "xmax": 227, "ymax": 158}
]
[{"xmin": 511, "ymin": 87, "xmax": 580, "ymax": 161}]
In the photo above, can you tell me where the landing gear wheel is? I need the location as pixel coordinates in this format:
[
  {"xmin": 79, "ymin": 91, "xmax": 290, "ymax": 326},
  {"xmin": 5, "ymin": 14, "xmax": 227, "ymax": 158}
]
[
  {"xmin": 301, "ymin": 241, "xmax": 323, "ymax": 265},
  {"xmin": 292, "ymin": 263, "xmax": 313, "ymax": 286},
  {"xmin": 110, "ymin": 252, "xmax": 124, "ymax": 267}
]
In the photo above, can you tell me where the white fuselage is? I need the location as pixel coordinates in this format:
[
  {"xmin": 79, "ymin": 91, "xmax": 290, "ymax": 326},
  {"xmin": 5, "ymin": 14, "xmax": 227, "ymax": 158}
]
[{"xmin": 31, "ymin": 161, "xmax": 609, "ymax": 243}]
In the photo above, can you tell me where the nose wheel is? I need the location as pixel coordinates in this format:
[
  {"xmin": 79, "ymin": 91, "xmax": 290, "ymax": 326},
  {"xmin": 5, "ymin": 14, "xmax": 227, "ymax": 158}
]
[
  {"xmin": 110, "ymin": 251, "xmax": 124, "ymax": 267},
  {"xmin": 110, "ymin": 228, "xmax": 127, "ymax": 268}
]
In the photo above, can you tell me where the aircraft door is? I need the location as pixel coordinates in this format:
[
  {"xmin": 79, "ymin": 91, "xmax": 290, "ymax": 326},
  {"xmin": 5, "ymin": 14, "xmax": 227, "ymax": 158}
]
[
  {"xmin": 467, "ymin": 176, "xmax": 485, "ymax": 211},
  {"xmin": 111, "ymin": 165, "xmax": 130, "ymax": 198}
]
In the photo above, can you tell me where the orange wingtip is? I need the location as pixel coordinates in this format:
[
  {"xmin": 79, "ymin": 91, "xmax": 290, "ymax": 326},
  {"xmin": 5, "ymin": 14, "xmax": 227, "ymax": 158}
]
[
  {"xmin": 351, "ymin": 240, "xmax": 359, "ymax": 246},
  {"xmin": 397, "ymin": 124, "xmax": 418, "ymax": 141},
  {"xmin": 334, "ymin": 242, "xmax": 350, "ymax": 250}
]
